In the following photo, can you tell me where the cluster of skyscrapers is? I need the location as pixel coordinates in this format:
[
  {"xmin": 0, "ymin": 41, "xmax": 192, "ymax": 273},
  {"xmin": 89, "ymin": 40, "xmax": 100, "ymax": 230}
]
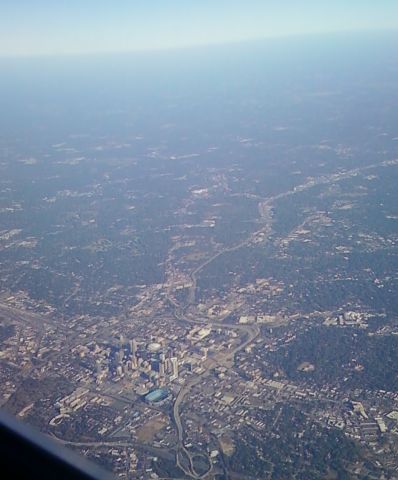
[{"xmin": 95, "ymin": 335, "xmax": 179, "ymax": 388}]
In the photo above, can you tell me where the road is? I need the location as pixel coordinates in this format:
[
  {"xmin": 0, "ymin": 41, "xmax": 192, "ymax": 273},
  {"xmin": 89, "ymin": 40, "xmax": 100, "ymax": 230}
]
[
  {"xmin": 171, "ymin": 302, "xmax": 259, "ymax": 479},
  {"xmin": 167, "ymin": 160, "xmax": 372, "ymax": 476},
  {"xmin": 5, "ymin": 158, "xmax": 391, "ymax": 478}
]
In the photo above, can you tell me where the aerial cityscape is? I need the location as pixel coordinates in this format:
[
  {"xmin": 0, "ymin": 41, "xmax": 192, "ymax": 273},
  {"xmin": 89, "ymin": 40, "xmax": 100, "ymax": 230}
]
[{"xmin": 1, "ymin": 30, "xmax": 398, "ymax": 479}]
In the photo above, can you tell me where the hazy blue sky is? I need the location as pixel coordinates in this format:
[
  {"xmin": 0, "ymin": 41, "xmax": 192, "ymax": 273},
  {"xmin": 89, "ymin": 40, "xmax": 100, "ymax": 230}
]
[{"xmin": 1, "ymin": 0, "xmax": 398, "ymax": 56}]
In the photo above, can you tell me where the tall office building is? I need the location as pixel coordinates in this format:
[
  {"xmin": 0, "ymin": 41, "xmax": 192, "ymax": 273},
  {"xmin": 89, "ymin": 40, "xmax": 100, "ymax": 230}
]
[
  {"xmin": 117, "ymin": 349, "xmax": 124, "ymax": 364},
  {"xmin": 170, "ymin": 357, "xmax": 179, "ymax": 379},
  {"xmin": 129, "ymin": 339, "xmax": 138, "ymax": 357}
]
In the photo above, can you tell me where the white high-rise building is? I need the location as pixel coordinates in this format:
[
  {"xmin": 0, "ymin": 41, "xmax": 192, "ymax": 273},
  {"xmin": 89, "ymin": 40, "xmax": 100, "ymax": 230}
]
[
  {"xmin": 130, "ymin": 339, "xmax": 138, "ymax": 357},
  {"xmin": 170, "ymin": 357, "xmax": 179, "ymax": 380}
]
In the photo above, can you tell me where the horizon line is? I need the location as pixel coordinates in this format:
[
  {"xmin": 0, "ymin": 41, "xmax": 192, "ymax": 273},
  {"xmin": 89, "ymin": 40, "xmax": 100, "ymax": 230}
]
[{"xmin": 0, "ymin": 27, "xmax": 397, "ymax": 61}]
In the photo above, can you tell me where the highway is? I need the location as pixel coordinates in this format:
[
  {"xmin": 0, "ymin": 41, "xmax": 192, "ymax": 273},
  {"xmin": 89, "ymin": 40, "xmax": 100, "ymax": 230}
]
[
  {"xmin": 3, "ymin": 158, "xmax": 389, "ymax": 478},
  {"xmin": 171, "ymin": 296, "xmax": 259, "ymax": 479},
  {"xmin": 169, "ymin": 158, "xmax": 391, "ymax": 476}
]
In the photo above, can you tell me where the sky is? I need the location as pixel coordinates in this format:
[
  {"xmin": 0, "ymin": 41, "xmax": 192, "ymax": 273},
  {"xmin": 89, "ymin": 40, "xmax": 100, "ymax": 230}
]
[{"xmin": 1, "ymin": 0, "xmax": 398, "ymax": 57}]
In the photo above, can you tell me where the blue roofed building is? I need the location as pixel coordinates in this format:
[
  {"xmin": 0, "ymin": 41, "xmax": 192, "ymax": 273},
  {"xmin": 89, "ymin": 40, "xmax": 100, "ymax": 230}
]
[{"xmin": 144, "ymin": 388, "xmax": 169, "ymax": 405}]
